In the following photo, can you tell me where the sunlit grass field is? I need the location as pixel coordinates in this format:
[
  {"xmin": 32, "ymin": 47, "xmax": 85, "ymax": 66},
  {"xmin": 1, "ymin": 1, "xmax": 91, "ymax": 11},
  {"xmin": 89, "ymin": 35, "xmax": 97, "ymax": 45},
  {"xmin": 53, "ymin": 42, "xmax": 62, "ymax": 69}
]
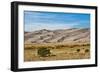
[{"xmin": 24, "ymin": 42, "xmax": 90, "ymax": 61}]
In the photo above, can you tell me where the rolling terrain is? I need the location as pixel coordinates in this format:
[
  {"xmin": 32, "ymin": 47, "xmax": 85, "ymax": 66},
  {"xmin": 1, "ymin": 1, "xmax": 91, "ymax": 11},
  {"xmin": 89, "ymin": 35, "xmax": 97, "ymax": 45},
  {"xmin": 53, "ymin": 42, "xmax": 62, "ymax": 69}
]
[
  {"xmin": 25, "ymin": 28, "xmax": 90, "ymax": 44},
  {"xmin": 24, "ymin": 28, "xmax": 90, "ymax": 61}
]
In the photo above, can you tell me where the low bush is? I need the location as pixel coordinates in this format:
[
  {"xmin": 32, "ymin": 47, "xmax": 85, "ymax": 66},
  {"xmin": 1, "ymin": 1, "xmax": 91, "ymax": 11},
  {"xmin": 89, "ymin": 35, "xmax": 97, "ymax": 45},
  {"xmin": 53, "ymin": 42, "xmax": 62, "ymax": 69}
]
[
  {"xmin": 37, "ymin": 47, "xmax": 51, "ymax": 57},
  {"xmin": 85, "ymin": 49, "xmax": 89, "ymax": 53},
  {"xmin": 25, "ymin": 46, "xmax": 33, "ymax": 49},
  {"xmin": 76, "ymin": 49, "xmax": 80, "ymax": 52}
]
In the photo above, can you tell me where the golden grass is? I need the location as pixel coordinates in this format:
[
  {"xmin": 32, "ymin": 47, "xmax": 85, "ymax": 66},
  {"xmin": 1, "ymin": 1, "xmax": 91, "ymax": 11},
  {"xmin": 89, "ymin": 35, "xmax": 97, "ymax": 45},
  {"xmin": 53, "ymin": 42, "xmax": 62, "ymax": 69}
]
[{"xmin": 24, "ymin": 42, "xmax": 90, "ymax": 61}]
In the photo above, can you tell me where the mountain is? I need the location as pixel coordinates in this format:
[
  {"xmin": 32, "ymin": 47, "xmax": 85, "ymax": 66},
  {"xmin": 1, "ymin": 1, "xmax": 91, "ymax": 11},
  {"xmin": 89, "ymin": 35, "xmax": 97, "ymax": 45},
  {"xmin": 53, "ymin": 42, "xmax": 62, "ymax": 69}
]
[
  {"xmin": 24, "ymin": 28, "xmax": 90, "ymax": 44},
  {"xmin": 24, "ymin": 32, "xmax": 29, "ymax": 34}
]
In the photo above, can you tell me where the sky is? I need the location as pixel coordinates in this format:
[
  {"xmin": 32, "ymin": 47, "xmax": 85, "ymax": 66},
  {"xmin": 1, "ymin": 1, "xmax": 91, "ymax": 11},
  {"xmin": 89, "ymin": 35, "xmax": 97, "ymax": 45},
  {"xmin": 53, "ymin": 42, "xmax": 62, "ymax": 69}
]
[{"xmin": 24, "ymin": 11, "xmax": 90, "ymax": 32}]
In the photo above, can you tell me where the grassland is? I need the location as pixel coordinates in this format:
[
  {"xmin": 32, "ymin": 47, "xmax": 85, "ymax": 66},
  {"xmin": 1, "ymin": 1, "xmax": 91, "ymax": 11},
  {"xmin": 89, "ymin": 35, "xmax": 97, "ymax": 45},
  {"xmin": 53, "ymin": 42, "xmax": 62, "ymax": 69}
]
[{"xmin": 24, "ymin": 42, "xmax": 90, "ymax": 61}]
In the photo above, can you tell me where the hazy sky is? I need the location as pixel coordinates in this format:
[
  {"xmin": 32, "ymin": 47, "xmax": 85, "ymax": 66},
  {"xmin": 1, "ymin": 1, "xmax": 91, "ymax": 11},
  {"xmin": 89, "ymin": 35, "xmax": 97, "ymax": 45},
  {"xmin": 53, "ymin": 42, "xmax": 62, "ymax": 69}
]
[{"xmin": 24, "ymin": 11, "xmax": 90, "ymax": 32}]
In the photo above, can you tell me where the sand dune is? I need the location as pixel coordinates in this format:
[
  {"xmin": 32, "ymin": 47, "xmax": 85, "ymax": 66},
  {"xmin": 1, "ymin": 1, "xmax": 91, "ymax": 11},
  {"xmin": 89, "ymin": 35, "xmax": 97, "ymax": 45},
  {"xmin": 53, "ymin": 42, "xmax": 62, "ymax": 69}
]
[{"xmin": 25, "ymin": 28, "xmax": 90, "ymax": 44}]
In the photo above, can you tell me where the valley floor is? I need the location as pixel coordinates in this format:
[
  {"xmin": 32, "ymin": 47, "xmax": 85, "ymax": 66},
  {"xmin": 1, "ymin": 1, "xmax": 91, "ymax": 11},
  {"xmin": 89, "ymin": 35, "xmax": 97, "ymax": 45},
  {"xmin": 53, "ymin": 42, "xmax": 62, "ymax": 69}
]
[{"xmin": 24, "ymin": 42, "xmax": 90, "ymax": 61}]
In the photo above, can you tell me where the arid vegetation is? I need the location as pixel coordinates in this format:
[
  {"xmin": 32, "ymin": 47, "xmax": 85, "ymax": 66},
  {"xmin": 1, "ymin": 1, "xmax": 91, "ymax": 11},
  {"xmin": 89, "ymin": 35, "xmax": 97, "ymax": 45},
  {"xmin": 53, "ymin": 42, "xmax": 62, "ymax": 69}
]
[
  {"xmin": 24, "ymin": 43, "xmax": 90, "ymax": 61},
  {"xmin": 24, "ymin": 28, "xmax": 90, "ymax": 61}
]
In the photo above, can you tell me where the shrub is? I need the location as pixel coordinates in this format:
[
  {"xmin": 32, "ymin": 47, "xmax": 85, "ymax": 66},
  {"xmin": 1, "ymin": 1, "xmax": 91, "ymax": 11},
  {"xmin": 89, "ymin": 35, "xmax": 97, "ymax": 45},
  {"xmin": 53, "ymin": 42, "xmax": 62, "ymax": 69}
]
[
  {"xmin": 76, "ymin": 49, "xmax": 80, "ymax": 52},
  {"xmin": 25, "ymin": 46, "xmax": 33, "ymax": 50},
  {"xmin": 37, "ymin": 47, "xmax": 51, "ymax": 57},
  {"xmin": 85, "ymin": 49, "xmax": 89, "ymax": 53}
]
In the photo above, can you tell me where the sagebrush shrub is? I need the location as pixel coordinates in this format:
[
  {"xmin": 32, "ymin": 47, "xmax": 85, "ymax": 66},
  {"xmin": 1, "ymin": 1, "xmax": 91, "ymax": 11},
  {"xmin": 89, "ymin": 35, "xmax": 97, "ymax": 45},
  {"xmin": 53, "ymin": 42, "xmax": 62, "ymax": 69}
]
[
  {"xmin": 76, "ymin": 49, "xmax": 80, "ymax": 52},
  {"xmin": 85, "ymin": 49, "xmax": 89, "ymax": 53},
  {"xmin": 37, "ymin": 47, "xmax": 51, "ymax": 57}
]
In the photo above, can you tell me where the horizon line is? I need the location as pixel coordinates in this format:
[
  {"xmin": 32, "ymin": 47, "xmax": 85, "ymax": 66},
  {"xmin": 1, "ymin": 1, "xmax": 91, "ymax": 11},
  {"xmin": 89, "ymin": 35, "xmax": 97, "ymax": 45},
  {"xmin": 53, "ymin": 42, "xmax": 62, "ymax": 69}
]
[{"xmin": 24, "ymin": 27, "xmax": 90, "ymax": 32}]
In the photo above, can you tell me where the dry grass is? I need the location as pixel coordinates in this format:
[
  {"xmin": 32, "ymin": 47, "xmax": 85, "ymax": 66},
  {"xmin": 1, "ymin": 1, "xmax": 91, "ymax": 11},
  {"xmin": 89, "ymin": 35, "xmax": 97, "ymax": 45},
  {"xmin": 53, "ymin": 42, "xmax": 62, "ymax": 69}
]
[{"xmin": 24, "ymin": 42, "xmax": 90, "ymax": 61}]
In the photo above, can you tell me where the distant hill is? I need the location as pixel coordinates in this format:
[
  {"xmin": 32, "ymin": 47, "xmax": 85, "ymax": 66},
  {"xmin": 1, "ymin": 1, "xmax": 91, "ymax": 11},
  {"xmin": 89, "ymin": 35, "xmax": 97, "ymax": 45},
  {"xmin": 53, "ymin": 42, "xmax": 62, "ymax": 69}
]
[
  {"xmin": 24, "ymin": 28, "xmax": 90, "ymax": 44},
  {"xmin": 24, "ymin": 32, "xmax": 29, "ymax": 34}
]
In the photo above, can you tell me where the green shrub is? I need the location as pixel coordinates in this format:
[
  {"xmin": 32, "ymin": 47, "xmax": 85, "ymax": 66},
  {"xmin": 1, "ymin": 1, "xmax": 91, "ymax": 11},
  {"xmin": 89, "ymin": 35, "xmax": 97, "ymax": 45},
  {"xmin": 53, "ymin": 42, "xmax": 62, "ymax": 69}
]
[{"xmin": 37, "ymin": 47, "xmax": 51, "ymax": 57}]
